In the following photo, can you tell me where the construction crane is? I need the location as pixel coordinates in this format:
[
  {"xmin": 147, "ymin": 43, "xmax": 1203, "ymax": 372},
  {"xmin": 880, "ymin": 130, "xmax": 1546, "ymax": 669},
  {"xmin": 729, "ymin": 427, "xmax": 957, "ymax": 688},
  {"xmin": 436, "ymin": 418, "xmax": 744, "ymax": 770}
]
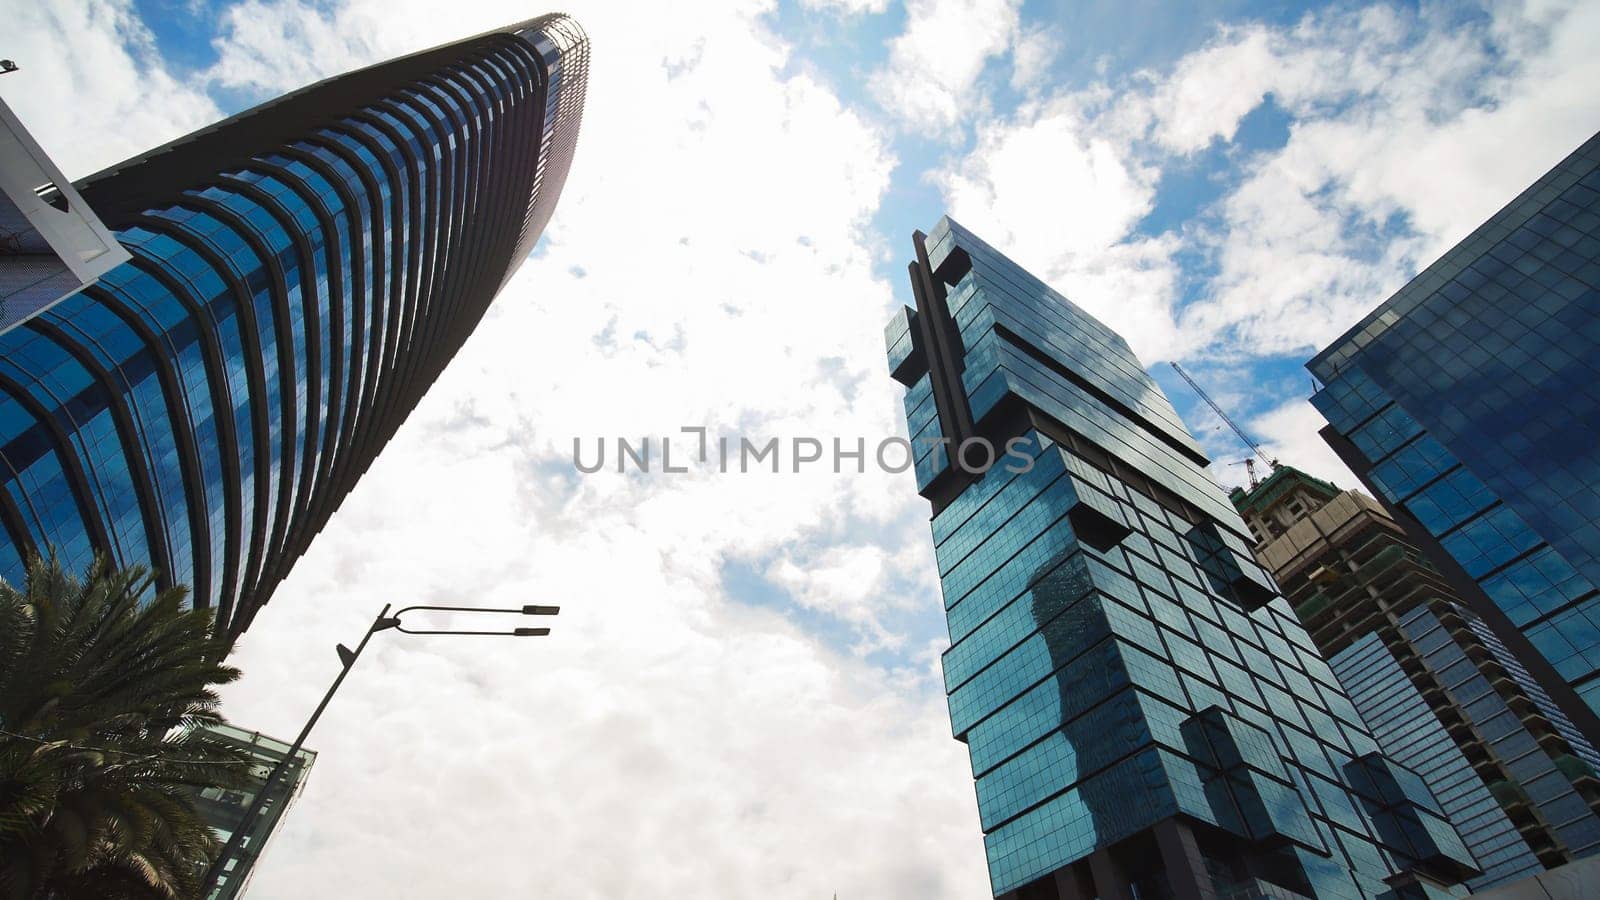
[
  {"xmin": 1169, "ymin": 362, "xmax": 1279, "ymax": 487},
  {"xmin": 1234, "ymin": 458, "xmax": 1261, "ymax": 489}
]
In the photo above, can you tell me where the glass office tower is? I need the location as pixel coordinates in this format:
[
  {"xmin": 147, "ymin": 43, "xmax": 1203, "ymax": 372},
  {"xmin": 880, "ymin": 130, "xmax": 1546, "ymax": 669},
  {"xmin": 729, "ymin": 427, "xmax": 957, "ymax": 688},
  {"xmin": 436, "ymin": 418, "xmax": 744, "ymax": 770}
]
[
  {"xmin": 0, "ymin": 15, "xmax": 588, "ymax": 642},
  {"xmin": 1309, "ymin": 130, "xmax": 1600, "ymax": 749},
  {"xmin": 887, "ymin": 218, "xmax": 1475, "ymax": 898}
]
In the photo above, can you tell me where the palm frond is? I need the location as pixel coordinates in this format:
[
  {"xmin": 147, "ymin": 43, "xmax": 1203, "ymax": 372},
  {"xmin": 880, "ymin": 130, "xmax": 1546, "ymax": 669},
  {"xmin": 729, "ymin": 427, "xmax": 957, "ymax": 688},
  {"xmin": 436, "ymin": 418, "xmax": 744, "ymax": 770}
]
[{"xmin": 0, "ymin": 555, "xmax": 251, "ymax": 897}]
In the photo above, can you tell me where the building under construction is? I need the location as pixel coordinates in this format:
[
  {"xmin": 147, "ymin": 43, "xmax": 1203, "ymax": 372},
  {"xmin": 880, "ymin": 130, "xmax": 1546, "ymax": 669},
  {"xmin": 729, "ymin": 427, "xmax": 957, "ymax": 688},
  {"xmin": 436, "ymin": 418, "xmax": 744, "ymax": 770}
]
[{"xmin": 1233, "ymin": 466, "xmax": 1600, "ymax": 889}]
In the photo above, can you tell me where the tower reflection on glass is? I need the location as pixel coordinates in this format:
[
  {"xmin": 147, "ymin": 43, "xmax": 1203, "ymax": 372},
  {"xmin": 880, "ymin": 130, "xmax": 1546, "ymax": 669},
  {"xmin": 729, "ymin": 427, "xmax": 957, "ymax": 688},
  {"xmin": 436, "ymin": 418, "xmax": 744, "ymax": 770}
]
[{"xmin": 885, "ymin": 217, "xmax": 1477, "ymax": 898}]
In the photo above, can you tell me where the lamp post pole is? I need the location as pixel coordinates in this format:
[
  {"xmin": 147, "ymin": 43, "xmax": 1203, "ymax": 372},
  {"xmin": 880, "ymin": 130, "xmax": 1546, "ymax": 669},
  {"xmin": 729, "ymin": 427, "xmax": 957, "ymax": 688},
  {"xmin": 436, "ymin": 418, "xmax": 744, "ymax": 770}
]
[{"xmin": 200, "ymin": 602, "xmax": 559, "ymax": 895}]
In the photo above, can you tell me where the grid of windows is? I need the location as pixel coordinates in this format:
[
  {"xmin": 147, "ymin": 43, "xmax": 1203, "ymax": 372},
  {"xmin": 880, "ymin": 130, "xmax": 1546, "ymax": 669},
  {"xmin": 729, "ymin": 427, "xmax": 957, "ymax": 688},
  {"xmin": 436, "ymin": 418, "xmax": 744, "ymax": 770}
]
[
  {"xmin": 1310, "ymin": 132, "xmax": 1600, "ymax": 718},
  {"xmin": 0, "ymin": 18, "xmax": 587, "ymax": 642},
  {"xmin": 1400, "ymin": 608, "xmax": 1600, "ymax": 859},
  {"xmin": 1332, "ymin": 629, "xmax": 1542, "ymax": 889},
  {"xmin": 1463, "ymin": 614, "xmax": 1600, "ymax": 777},
  {"xmin": 890, "ymin": 217, "xmax": 1472, "ymax": 897}
]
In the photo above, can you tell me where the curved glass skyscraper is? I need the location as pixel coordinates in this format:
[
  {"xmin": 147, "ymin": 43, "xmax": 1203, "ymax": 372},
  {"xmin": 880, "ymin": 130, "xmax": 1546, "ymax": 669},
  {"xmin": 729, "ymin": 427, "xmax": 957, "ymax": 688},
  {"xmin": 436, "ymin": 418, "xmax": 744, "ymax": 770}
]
[{"xmin": 0, "ymin": 15, "xmax": 588, "ymax": 641}]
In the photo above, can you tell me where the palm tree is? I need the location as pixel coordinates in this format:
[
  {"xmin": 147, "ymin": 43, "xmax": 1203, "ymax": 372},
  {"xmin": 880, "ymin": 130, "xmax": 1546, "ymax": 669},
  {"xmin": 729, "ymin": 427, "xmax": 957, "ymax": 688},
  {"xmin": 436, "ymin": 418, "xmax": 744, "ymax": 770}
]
[{"xmin": 0, "ymin": 555, "xmax": 251, "ymax": 900}]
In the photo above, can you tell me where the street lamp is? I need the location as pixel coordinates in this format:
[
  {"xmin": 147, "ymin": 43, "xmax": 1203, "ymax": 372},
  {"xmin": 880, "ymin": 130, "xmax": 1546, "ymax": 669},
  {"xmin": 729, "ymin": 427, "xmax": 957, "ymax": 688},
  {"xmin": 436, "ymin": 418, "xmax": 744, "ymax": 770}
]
[
  {"xmin": 200, "ymin": 601, "xmax": 559, "ymax": 894},
  {"xmin": 388, "ymin": 604, "xmax": 558, "ymax": 636}
]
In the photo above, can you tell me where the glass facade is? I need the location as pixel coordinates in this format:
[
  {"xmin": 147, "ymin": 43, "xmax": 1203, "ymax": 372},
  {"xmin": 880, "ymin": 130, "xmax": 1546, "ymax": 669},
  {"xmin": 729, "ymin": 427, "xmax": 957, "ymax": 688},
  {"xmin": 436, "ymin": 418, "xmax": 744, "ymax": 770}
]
[
  {"xmin": 888, "ymin": 217, "xmax": 1475, "ymax": 898},
  {"xmin": 1399, "ymin": 608, "xmax": 1600, "ymax": 861},
  {"xmin": 1332, "ymin": 629, "xmax": 1543, "ymax": 889},
  {"xmin": 189, "ymin": 723, "xmax": 317, "ymax": 900},
  {"xmin": 1309, "ymin": 131, "xmax": 1600, "ymax": 730},
  {"xmin": 0, "ymin": 16, "xmax": 588, "ymax": 642}
]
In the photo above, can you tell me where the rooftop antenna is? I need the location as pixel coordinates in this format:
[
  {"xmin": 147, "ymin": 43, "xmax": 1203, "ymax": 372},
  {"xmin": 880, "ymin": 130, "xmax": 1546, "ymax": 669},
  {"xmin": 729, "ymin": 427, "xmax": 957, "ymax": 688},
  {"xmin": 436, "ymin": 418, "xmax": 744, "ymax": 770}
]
[{"xmin": 1169, "ymin": 362, "xmax": 1279, "ymax": 486}]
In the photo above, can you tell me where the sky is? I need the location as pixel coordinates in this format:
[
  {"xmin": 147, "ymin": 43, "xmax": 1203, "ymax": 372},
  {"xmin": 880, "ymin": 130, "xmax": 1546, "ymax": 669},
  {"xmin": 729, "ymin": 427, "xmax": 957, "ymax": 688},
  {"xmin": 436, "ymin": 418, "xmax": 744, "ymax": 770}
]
[{"xmin": 3, "ymin": 0, "xmax": 1599, "ymax": 896}]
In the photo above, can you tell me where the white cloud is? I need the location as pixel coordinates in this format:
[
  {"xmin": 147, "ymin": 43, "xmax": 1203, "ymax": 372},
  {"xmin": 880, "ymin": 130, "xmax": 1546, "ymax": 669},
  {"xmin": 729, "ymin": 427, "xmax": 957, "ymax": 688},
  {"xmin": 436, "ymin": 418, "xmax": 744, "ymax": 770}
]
[
  {"xmin": 0, "ymin": 0, "xmax": 222, "ymax": 178},
  {"xmin": 1142, "ymin": 25, "xmax": 1278, "ymax": 154},
  {"xmin": 801, "ymin": 0, "xmax": 892, "ymax": 15},
  {"xmin": 1009, "ymin": 25, "xmax": 1061, "ymax": 94},
  {"xmin": 765, "ymin": 540, "xmax": 935, "ymax": 654},
  {"xmin": 203, "ymin": 0, "xmax": 377, "ymax": 93},
  {"xmin": 228, "ymin": 445, "xmax": 975, "ymax": 898},
  {"xmin": 868, "ymin": 0, "xmax": 1022, "ymax": 131},
  {"xmin": 1250, "ymin": 399, "xmax": 1357, "ymax": 488},
  {"xmin": 943, "ymin": 101, "xmax": 1154, "ymax": 256},
  {"xmin": 936, "ymin": 99, "xmax": 1186, "ymax": 361}
]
